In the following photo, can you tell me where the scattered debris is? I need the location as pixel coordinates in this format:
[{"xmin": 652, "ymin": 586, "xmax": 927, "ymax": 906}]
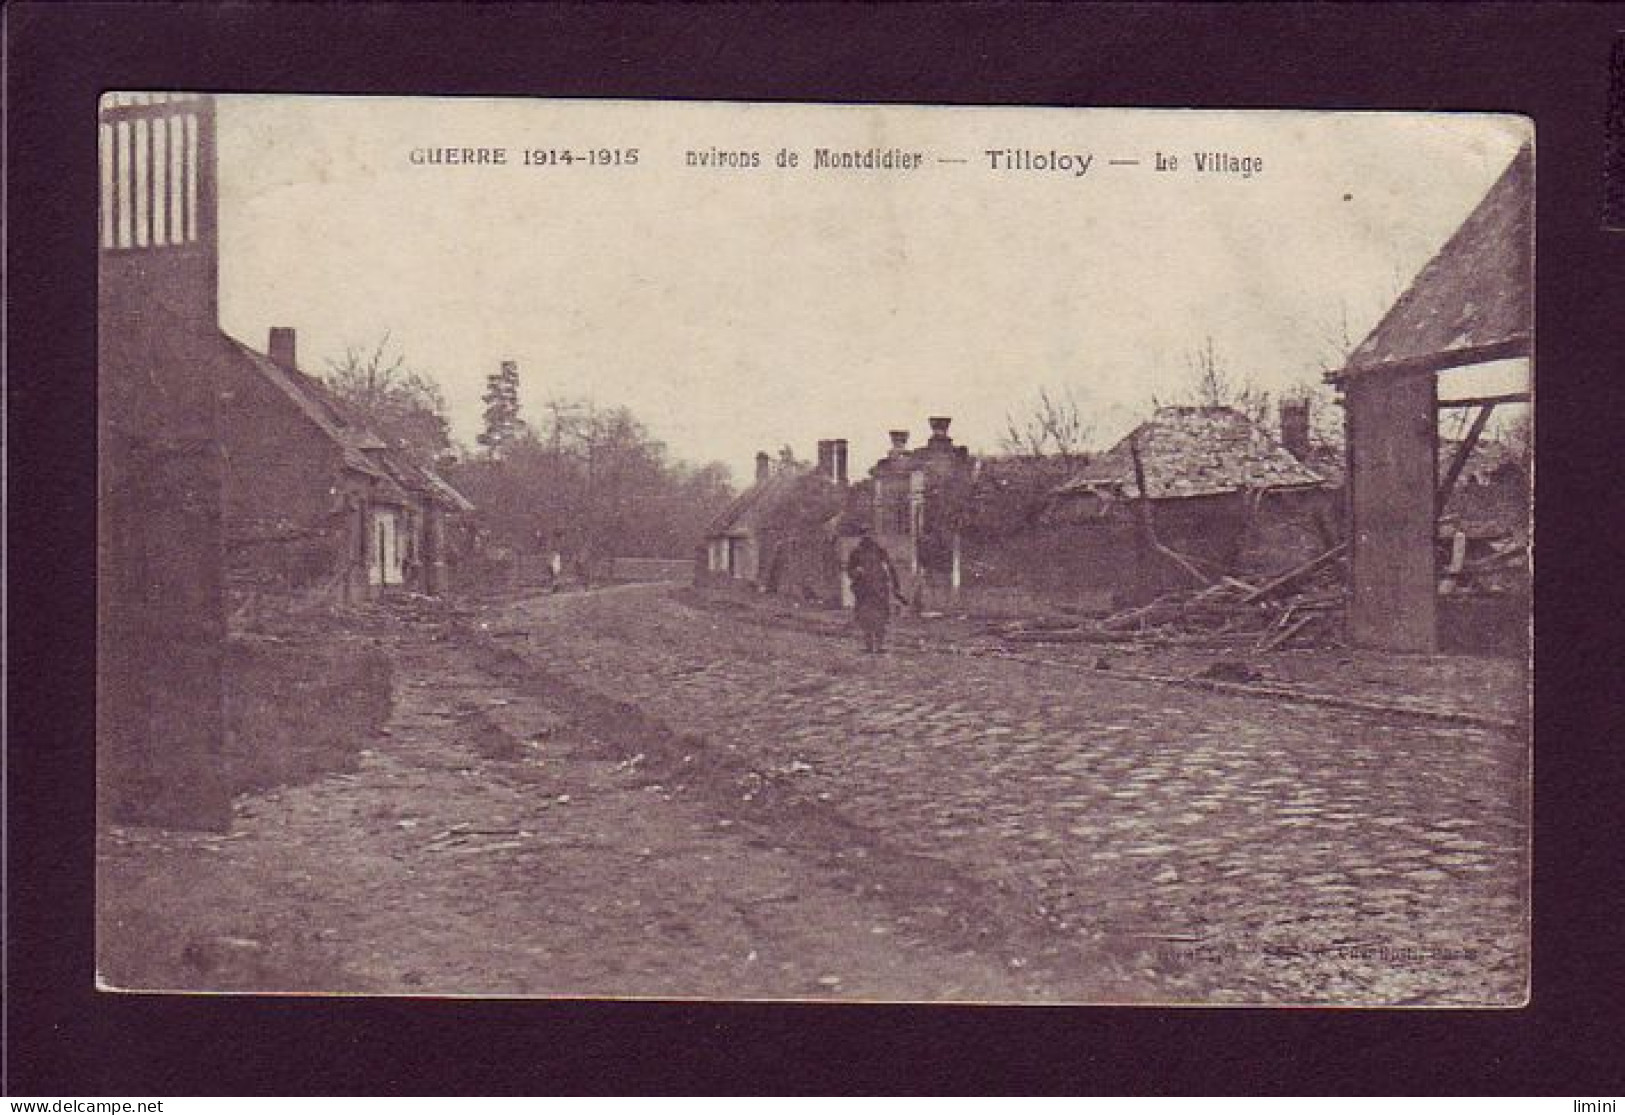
[
  {"xmin": 1197, "ymin": 660, "xmax": 1263, "ymax": 684},
  {"xmin": 440, "ymin": 840, "xmax": 526, "ymax": 857},
  {"xmin": 1437, "ymin": 521, "xmax": 1528, "ymax": 597},
  {"xmin": 991, "ymin": 542, "xmax": 1352, "ymax": 655}
]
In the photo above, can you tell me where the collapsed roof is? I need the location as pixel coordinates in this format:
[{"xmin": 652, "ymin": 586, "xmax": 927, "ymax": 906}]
[{"xmin": 1054, "ymin": 405, "xmax": 1325, "ymax": 501}]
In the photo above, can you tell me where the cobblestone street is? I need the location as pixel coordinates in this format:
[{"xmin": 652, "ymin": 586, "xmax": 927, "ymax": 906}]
[
  {"xmin": 98, "ymin": 583, "xmax": 1529, "ymax": 1005},
  {"xmin": 478, "ymin": 583, "xmax": 1528, "ymax": 1005}
]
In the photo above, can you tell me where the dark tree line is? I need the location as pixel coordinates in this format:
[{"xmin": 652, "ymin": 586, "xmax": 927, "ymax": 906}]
[
  {"xmin": 325, "ymin": 343, "xmax": 736, "ymax": 578},
  {"xmin": 447, "ymin": 395, "xmax": 735, "ymax": 569}
]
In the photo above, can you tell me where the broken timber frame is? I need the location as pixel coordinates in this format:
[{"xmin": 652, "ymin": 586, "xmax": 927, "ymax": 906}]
[{"xmin": 1435, "ymin": 391, "xmax": 1527, "ymax": 517}]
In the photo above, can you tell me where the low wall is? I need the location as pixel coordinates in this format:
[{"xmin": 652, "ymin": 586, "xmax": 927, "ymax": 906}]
[{"xmin": 608, "ymin": 557, "xmax": 694, "ymax": 583}]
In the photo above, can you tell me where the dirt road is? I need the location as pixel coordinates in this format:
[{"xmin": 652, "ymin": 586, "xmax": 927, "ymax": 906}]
[{"xmin": 99, "ymin": 590, "xmax": 1056, "ymax": 1000}]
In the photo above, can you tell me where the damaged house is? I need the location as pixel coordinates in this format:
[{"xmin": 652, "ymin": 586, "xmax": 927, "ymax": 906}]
[
  {"xmin": 1327, "ymin": 143, "xmax": 1531, "ymax": 652},
  {"xmin": 698, "ymin": 416, "xmax": 975, "ymax": 610},
  {"xmin": 867, "ymin": 418, "xmax": 975, "ymax": 611},
  {"xmin": 98, "ymin": 93, "xmax": 473, "ymax": 833},
  {"xmin": 1040, "ymin": 405, "xmax": 1336, "ymax": 604}
]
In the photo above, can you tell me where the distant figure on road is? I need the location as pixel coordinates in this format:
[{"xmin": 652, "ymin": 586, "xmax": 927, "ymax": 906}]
[{"xmin": 846, "ymin": 532, "xmax": 904, "ymax": 654}]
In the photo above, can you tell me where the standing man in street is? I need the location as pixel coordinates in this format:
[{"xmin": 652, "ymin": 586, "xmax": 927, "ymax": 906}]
[{"xmin": 846, "ymin": 531, "xmax": 905, "ymax": 654}]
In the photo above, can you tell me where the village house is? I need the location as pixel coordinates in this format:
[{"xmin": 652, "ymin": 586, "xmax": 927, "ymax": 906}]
[
  {"xmin": 699, "ymin": 408, "xmax": 1339, "ymax": 615},
  {"xmin": 700, "ymin": 441, "xmax": 852, "ymax": 599},
  {"xmin": 218, "ymin": 326, "xmax": 473, "ymax": 602},
  {"xmin": 698, "ymin": 417, "xmax": 976, "ymax": 611},
  {"xmin": 98, "ymin": 96, "xmax": 472, "ymax": 610},
  {"xmin": 1038, "ymin": 405, "xmax": 1335, "ymax": 603}
]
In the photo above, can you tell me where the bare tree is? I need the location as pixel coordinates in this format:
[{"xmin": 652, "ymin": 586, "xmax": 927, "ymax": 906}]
[
  {"xmin": 1314, "ymin": 297, "xmax": 1359, "ymax": 377},
  {"xmin": 1498, "ymin": 407, "xmax": 1532, "ymax": 462},
  {"xmin": 1165, "ymin": 336, "xmax": 1274, "ymax": 428},
  {"xmin": 324, "ymin": 333, "xmax": 451, "ymax": 464},
  {"xmin": 1000, "ymin": 385, "xmax": 1094, "ymax": 459}
]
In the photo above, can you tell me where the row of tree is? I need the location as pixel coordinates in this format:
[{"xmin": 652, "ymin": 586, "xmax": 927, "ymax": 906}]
[{"xmin": 321, "ymin": 339, "xmax": 736, "ymax": 574}]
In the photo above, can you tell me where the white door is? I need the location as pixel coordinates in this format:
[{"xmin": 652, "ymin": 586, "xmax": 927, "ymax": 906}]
[{"xmin": 369, "ymin": 508, "xmax": 404, "ymax": 586}]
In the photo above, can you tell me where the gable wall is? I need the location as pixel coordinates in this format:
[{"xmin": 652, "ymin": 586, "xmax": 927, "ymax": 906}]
[{"xmin": 218, "ymin": 357, "xmax": 361, "ymax": 591}]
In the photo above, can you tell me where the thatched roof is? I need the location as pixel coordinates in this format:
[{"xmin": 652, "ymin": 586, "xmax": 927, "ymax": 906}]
[
  {"xmin": 1055, "ymin": 406, "xmax": 1324, "ymax": 501},
  {"xmin": 704, "ymin": 466, "xmax": 809, "ymax": 536},
  {"xmin": 1331, "ymin": 144, "xmax": 1532, "ymax": 382}
]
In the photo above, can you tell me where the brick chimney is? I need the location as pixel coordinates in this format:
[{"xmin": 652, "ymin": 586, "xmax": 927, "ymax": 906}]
[
  {"xmin": 816, "ymin": 440, "xmax": 835, "ymax": 481},
  {"xmin": 268, "ymin": 326, "xmax": 297, "ymax": 372},
  {"xmin": 888, "ymin": 430, "xmax": 910, "ymax": 458},
  {"xmin": 927, "ymin": 415, "xmax": 953, "ymax": 448},
  {"xmin": 1279, "ymin": 397, "xmax": 1312, "ymax": 461},
  {"xmin": 755, "ymin": 451, "xmax": 771, "ymax": 484},
  {"xmin": 833, "ymin": 439, "xmax": 849, "ymax": 486}
]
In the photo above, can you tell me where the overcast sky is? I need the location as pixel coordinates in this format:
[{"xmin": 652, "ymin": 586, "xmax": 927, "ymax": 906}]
[{"xmin": 213, "ymin": 97, "xmax": 1529, "ymax": 482}]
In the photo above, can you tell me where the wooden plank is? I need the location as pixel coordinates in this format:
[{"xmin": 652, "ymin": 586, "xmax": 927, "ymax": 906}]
[
  {"xmin": 1257, "ymin": 614, "xmax": 1315, "ymax": 653},
  {"xmin": 145, "ymin": 112, "xmax": 157, "ymax": 247},
  {"xmin": 1240, "ymin": 541, "xmax": 1349, "ymax": 604},
  {"xmin": 109, "ymin": 119, "xmax": 123, "ymax": 248}
]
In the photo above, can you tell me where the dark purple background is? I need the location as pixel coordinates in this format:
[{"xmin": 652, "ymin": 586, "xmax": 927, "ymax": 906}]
[{"xmin": 8, "ymin": 1, "xmax": 1623, "ymax": 1096}]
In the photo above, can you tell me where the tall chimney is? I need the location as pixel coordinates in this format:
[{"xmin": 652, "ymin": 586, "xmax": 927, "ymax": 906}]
[
  {"xmin": 833, "ymin": 439, "xmax": 849, "ymax": 486},
  {"xmin": 888, "ymin": 430, "xmax": 910, "ymax": 458},
  {"xmin": 755, "ymin": 451, "xmax": 772, "ymax": 484},
  {"xmin": 928, "ymin": 415, "xmax": 953, "ymax": 447},
  {"xmin": 1279, "ymin": 397, "xmax": 1312, "ymax": 461},
  {"xmin": 816, "ymin": 440, "xmax": 835, "ymax": 481},
  {"xmin": 268, "ymin": 326, "xmax": 297, "ymax": 372}
]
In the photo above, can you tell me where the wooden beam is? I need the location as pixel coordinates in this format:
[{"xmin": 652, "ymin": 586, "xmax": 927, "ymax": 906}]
[
  {"xmin": 1241, "ymin": 541, "xmax": 1349, "ymax": 605},
  {"xmin": 1436, "ymin": 403, "xmax": 1496, "ymax": 514},
  {"xmin": 1257, "ymin": 613, "xmax": 1315, "ymax": 653},
  {"xmin": 1129, "ymin": 435, "xmax": 1211, "ymax": 587},
  {"xmin": 1327, "ymin": 335, "xmax": 1531, "ymax": 385},
  {"xmin": 1438, "ymin": 391, "xmax": 1530, "ymax": 409}
]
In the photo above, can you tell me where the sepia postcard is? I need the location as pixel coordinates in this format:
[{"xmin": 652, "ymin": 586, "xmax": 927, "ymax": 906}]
[{"xmin": 97, "ymin": 95, "xmax": 1531, "ymax": 1006}]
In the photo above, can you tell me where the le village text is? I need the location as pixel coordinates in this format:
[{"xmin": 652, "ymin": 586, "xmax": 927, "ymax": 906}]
[{"xmin": 406, "ymin": 144, "xmax": 1266, "ymax": 178}]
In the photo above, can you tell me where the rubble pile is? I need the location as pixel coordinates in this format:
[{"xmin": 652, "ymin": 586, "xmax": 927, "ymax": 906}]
[
  {"xmin": 1437, "ymin": 520, "xmax": 1529, "ymax": 598},
  {"xmin": 995, "ymin": 543, "xmax": 1349, "ymax": 653}
]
